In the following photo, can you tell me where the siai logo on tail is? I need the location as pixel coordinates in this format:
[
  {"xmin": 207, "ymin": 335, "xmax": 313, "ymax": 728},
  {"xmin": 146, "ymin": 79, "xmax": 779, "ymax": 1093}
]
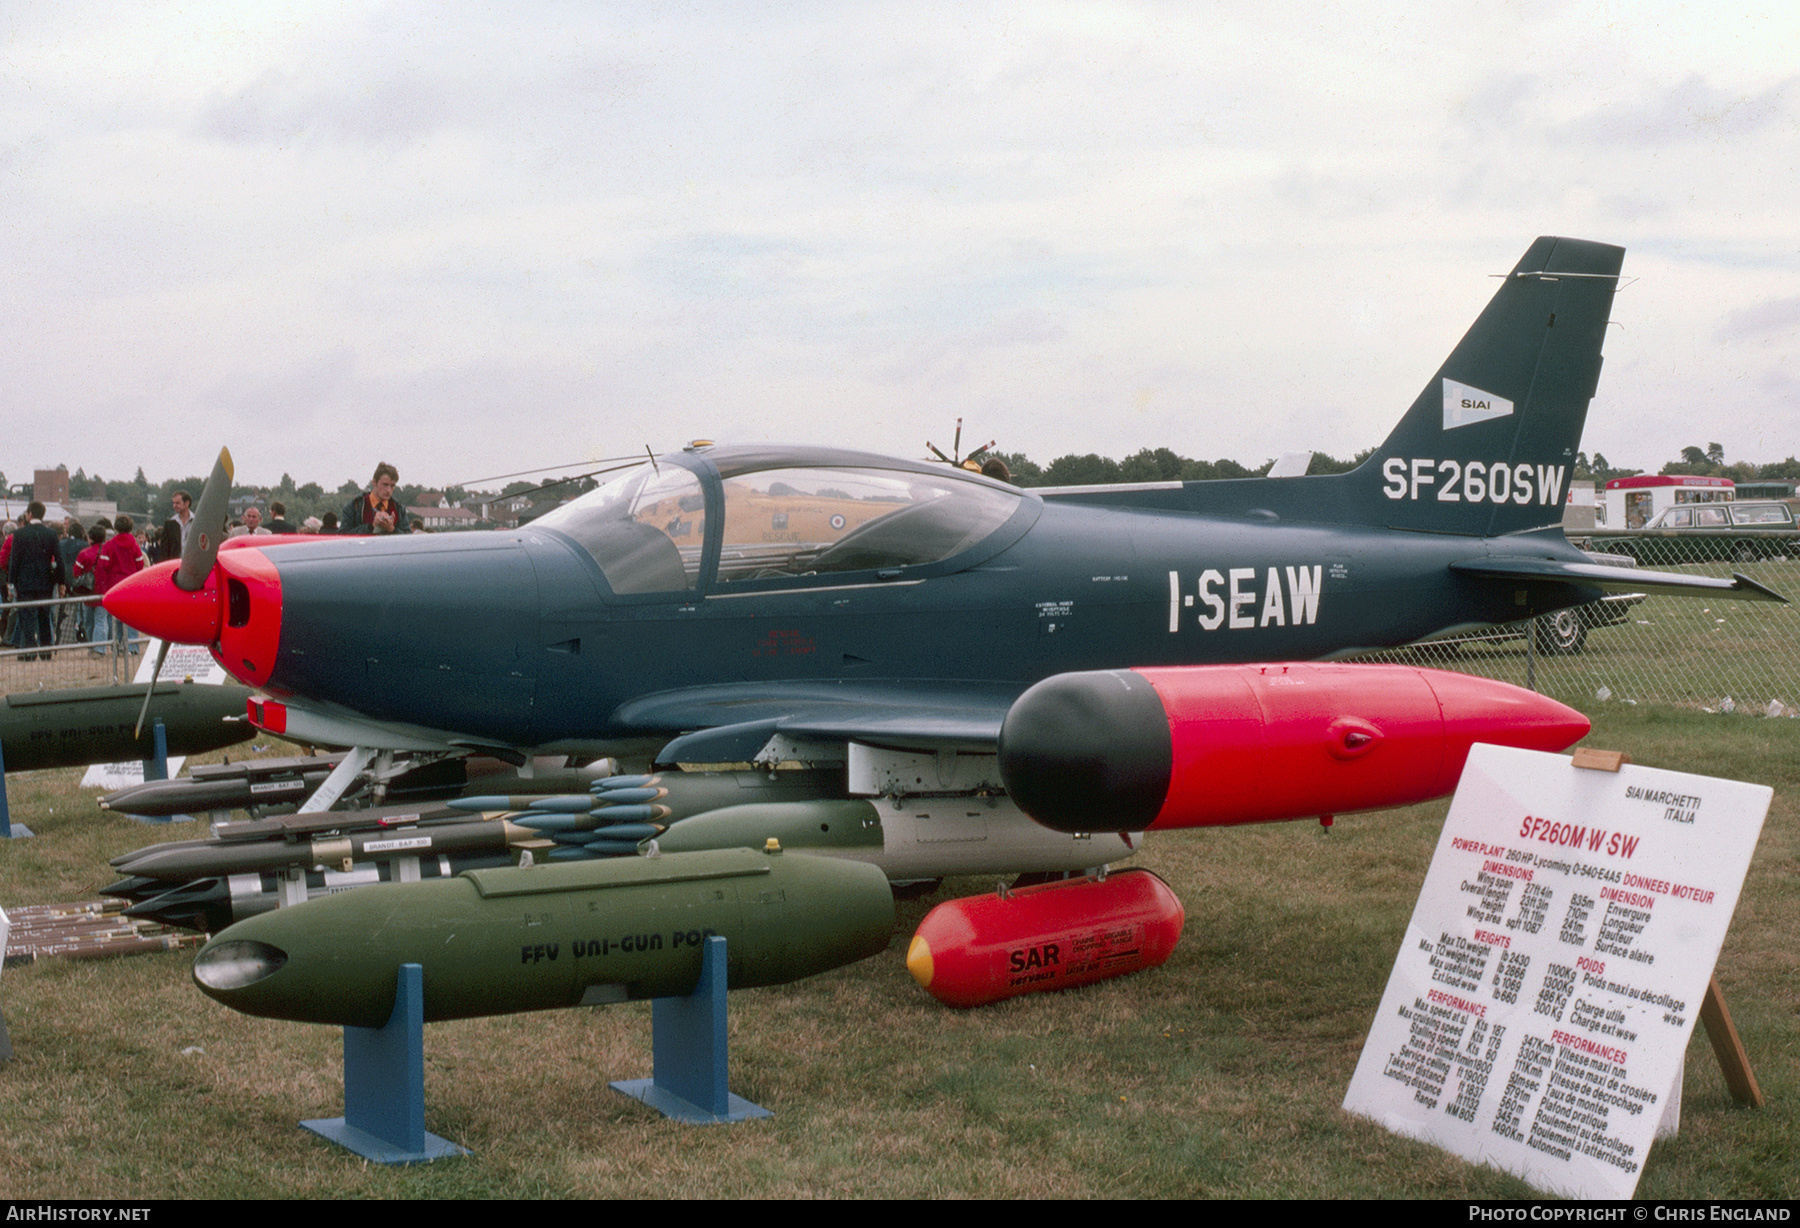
[{"xmin": 1442, "ymin": 379, "xmax": 1513, "ymax": 430}]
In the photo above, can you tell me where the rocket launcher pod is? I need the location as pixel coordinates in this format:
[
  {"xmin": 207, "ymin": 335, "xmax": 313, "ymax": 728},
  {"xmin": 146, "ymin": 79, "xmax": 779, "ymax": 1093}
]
[
  {"xmin": 191, "ymin": 846, "xmax": 895, "ymax": 1026},
  {"xmin": 0, "ymin": 682, "xmax": 253, "ymax": 773},
  {"xmin": 997, "ymin": 663, "xmax": 1590, "ymax": 833},
  {"xmin": 907, "ymin": 870, "xmax": 1185, "ymax": 1008}
]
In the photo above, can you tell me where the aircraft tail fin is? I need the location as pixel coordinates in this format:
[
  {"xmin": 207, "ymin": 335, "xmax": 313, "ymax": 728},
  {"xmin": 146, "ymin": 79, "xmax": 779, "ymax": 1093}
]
[{"xmin": 1356, "ymin": 236, "xmax": 1624, "ymax": 536}]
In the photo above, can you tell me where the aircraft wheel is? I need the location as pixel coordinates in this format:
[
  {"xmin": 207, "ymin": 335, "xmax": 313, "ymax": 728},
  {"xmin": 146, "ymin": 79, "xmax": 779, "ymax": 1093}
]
[
  {"xmin": 1533, "ymin": 610, "xmax": 1587, "ymax": 656},
  {"xmin": 1734, "ymin": 541, "xmax": 1759, "ymax": 563}
]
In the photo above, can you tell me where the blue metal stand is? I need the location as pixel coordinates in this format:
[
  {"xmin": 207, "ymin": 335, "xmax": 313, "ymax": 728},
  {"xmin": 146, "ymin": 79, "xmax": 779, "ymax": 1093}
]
[
  {"xmin": 0, "ymin": 740, "xmax": 32, "ymax": 839},
  {"xmin": 143, "ymin": 719, "xmax": 169, "ymax": 782},
  {"xmin": 123, "ymin": 720, "xmax": 195, "ymax": 825},
  {"xmin": 611, "ymin": 936, "xmax": 772, "ymax": 1123},
  {"xmin": 303, "ymin": 963, "xmax": 467, "ymax": 1163}
]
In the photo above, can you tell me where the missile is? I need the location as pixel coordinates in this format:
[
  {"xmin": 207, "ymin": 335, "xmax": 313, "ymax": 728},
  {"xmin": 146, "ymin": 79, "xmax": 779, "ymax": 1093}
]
[
  {"xmin": 99, "ymin": 752, "xmax": 609, "ymax": 818},
  {"xmin": 440, "ymin": 771, "xmax": 853, "ymax": 858},
  {"xmin": 125, "ymin": 766, "xmax": 839, "ymax": 828},
  {"xmin": 102, "ymin": 764, "xmax": 331, "ymax": 815},
  {"xmin": 452, "ymin": 794, "xmax": 618, "ymax": 814},
  {"xmin": 907, "ymin": 870, "xmax": 1185, "ymax": 1008},
  {"xmin": 548, "ymin": 823, "xmax": 665, "ymax": 843},
  {"xmin": 0, "ymin": 682, "xmax": 252, "ymax": 773},
  {"xmin": 110, "ymin": 801, "xmax": 492, "ymax": 873},
  {"xmin": 588, "ymin": 786, "xmax": 667, "ymax": 805},
  {"xmin": 109, "ymin": 815, "xmax": 535, "ymax": 882},
  {"xmin": 997, "ymin": 662, "xmax": 1590, "ymax": 833},
  {"xmin": 101, "ymin": 753, "xmax": 345, "ymax": 815},
  {"xmin": 191, "ymin": 846, "xmax": 896, "ymax": 1026},
  {"xmin": 115, "ymin": 854, "xmax": 516, "ymax": 932},
  {"xmin": 510, "ymin": 808, "xmax": 670, "ymax": 832}
]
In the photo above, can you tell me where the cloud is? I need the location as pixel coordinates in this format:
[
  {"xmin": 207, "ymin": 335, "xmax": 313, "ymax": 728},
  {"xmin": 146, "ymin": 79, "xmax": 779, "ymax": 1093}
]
[
  {"xmin": 1555, "ymin": 73, "xmax": 1798, "ymax": 147},
  {"xmin": 1716, "ymin": 294, "xmax": 1800, "ymax": 342}
]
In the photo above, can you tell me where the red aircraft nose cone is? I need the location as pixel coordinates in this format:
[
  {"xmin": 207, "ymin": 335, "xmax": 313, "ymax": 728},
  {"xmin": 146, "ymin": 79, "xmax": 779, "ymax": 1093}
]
[
  {"xmin": 1420, "ymin": 669, "xmax": 1591, "ymax": 755},
  {"xmin": 102, "ymin": 560, "xmax": 223, "ymax": 646}
]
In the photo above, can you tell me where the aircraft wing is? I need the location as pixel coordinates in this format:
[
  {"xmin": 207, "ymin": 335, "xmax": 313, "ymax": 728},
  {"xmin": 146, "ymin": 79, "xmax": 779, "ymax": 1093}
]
[
  {"xmin": 610, "ymin": 680, "xmax": 1027, "ymax": 765},
  {"xmin": 1450, "ymin": 556, "xmax": 1788, "ymax": 602}
]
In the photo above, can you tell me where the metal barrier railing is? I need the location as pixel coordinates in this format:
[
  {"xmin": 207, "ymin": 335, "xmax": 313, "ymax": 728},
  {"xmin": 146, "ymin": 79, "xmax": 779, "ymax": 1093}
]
[{"xmin": 0, "ymin": 592, "xmax": 148, "ymax": 691}]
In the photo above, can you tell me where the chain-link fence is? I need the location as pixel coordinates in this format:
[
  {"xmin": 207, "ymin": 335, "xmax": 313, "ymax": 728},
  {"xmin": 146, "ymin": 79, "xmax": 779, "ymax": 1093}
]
[
  {"xmin": 1357, "ymin": 538, "xmax": 1800, "ymax": 715},
  {"xmin": 0, "ymin": 593, "xmax": 148, "ymax": 692}
]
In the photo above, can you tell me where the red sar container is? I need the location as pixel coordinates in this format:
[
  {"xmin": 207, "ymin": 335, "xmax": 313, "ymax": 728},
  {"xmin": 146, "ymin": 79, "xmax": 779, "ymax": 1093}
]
[{"xmin": 906, "ymin": 869, "xmax": 1185, "ymax": 1008}]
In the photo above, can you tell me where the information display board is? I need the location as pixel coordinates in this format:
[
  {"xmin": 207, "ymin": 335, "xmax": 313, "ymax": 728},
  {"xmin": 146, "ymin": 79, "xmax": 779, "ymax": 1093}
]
[{"xmin": 1343, "ymin": 744, "xmax": 1770, "ymax": 1199}]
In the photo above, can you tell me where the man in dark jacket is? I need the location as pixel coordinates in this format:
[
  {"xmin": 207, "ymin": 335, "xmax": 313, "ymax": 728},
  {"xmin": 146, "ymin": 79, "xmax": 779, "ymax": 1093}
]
[
  {"xmin": 341, "ymin": 462, "xmax": 403, "ymax": 535},
  {"xmin": 8, "ymin": 503, "xmax": 65, "ymax": 659},
  {"xmin": 56, "ymin": 518, "xmax": 84, "ymax": 641},
  {"xmin": 158, "ymin": 489, "xmax": 194, "ymax": 564}
]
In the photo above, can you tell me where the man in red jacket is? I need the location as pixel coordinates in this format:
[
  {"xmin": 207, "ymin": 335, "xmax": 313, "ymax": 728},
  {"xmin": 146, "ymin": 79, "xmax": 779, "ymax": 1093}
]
[{"xmin": 95, "ymin": 514, "xmax": 147, "ymax": 655}]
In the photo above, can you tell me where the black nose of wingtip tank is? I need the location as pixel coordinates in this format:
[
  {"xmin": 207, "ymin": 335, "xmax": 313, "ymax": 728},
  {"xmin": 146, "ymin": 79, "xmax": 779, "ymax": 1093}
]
[{"xmin": 997, "ymin": 668, "xmax": 1174, "ymax": 834}]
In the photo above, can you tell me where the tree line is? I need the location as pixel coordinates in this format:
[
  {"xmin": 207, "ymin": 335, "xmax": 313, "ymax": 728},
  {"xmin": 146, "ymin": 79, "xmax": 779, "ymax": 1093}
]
[
  {"xmin": 985, "ymin": 447, "xmax": 1370, "ymax": 486},
  {"xmin": 5, "ymin": 467, "xmax": 591, "ymax": 528},
  {"xmin": 12, "ymin": 440, "xmax": 1799, "ymax": 526},
  {"xmin": 994, "ymin": 444, "xmax": 1800, "ymax": 489}
]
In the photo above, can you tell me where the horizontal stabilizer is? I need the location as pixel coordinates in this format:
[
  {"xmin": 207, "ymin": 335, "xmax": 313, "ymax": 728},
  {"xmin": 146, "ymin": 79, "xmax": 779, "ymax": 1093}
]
[{"xmin": 1450, "ymin": 557, "xmax": 1788, "ymax": 602}]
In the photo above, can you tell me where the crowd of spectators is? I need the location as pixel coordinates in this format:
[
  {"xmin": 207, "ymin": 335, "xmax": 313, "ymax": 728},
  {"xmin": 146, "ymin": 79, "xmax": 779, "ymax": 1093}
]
[{"xmin": 1, "ymin": 463, "xmax": 423, "ymax": 655}]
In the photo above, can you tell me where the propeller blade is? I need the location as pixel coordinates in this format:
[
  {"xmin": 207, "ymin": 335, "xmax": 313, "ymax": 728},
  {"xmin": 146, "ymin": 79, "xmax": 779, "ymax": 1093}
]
[
  {"xmin": 176, "ymin": 448, "xmax": 234, "ymax": 593},
  {"xmin": 133, "ymin": 639, "xmax": 172, "ymax": 740}
]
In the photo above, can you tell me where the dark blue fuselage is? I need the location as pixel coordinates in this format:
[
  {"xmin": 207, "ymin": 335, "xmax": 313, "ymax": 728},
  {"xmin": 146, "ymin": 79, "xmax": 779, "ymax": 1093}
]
[{"xmin": 256, "ymin": 446, "xmax": 1588, "ymax": 754}]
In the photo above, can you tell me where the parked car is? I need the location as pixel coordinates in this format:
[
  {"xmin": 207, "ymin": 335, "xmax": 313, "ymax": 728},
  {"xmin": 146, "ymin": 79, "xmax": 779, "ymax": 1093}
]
[{"xmin": 1587, "ymin": 500, "xmax": 1800, "ymax": 565}]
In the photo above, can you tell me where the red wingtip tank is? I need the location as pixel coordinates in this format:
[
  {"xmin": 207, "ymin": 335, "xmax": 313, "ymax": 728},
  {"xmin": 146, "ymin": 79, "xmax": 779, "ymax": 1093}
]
[
  {"xmin": 907, "ymin": 869, "xmax": 1185, "ymax": 1008},
  {"xmin": 998, "ymin": 662, "xmax": 1590, "ymax": 833}
]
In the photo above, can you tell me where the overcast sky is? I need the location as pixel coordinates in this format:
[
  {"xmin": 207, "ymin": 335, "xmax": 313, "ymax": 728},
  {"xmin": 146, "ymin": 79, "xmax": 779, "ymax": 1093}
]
[{"xmin": 5, "ymin": 2, "xmax": 1797, "ymax": 491}]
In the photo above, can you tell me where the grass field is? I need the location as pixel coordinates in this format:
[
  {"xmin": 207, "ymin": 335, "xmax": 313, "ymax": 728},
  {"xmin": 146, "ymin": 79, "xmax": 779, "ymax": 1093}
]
[{"xmin": 0, "ymin": 703, "xmax": 1793, "ymax": 1200}]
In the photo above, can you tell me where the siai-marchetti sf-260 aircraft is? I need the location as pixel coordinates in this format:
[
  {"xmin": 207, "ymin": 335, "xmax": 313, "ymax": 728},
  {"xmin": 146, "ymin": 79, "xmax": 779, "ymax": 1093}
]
[{"xmin": 105, "ymin": 236, "xmax": 1779, "ymax": 881}]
